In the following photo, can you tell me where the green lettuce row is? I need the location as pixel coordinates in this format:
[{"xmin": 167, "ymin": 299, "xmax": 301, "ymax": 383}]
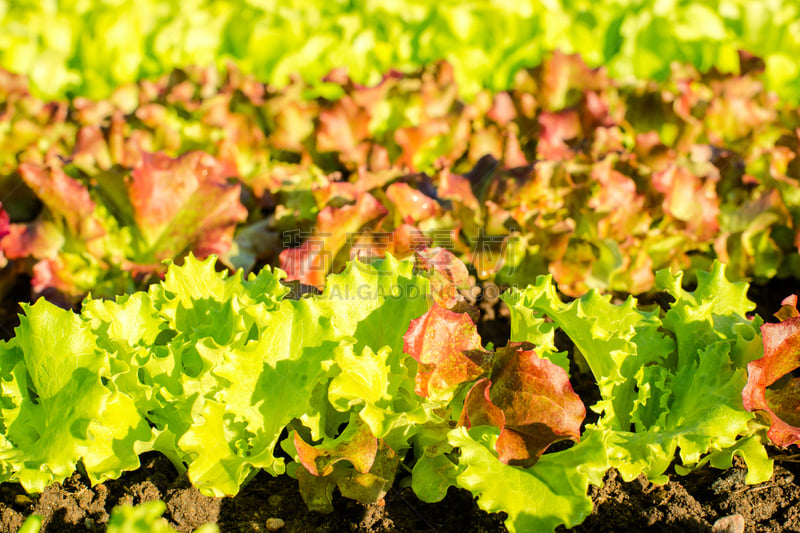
[
  {"xmin": 1, "ymin": 53, "xmax": 798, "ymax": 306},
  {"xmin": 0, "ymin": 253, "xmax": 431, "ymax": 494},
  {"xmin": 2, "ymin": 0, "xmax": 799, "ymax": 102},
  {"xmin": 0, "ymin": 253, "xmax": 778, "ymax": 532}
]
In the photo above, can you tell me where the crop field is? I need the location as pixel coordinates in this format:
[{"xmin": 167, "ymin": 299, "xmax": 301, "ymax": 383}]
[{"xmin": 0, "ymin": 1, "xmax": 799, "ymax": 532}]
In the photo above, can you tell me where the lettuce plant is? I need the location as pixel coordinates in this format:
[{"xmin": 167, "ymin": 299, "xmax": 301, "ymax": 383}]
[{"xmin": 504, "ymin": 262, "xmax": 774, "ymax": 486}]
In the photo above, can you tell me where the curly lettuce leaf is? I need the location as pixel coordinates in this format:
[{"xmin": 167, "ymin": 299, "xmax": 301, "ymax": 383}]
[
  {"xmin": 142, "ymin": 256, "xmax": 340, "ymax": 496},
  {"xmin": 318, "ymin": 253, "xmax": 431, "ymax": 356},
  {"xmin": 327, "ymin": 342, "xmax": 434, "ymax": 451},
  {"xmin": 149, "ymin": 253, "xmax": 435, "ymax": 497},
  {"xmin": 446, "ymin": 426, "xmax": 609, "ymax": 533}
]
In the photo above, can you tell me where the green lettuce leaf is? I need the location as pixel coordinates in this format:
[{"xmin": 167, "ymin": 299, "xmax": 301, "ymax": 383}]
[
  {"xmin": 0, "ymin": 299, "xmax": 151, "ymax": 492},
  {"xmin": 447, "ymin": 426, "xmax": 609, "ymax": 533}
]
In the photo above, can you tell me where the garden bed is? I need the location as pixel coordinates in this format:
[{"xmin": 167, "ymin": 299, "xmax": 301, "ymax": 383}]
[{"xmin": 0, "ymin": 276, "xmax": 797, "ymax": 533}]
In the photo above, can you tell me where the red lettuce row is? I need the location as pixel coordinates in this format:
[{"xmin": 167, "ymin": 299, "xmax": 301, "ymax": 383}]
[
  {"xmin": 1, "ymin": 150, "xmax": 245, "ymax": 304},
  {"xmin": 0, "ymin": 52, "xmax": 799, "ymax": 304}
]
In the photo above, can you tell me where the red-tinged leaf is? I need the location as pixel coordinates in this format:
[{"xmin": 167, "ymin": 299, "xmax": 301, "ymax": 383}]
[
  {"xmin": 316, "ymin": 95, "xmax": 372, "ymax": 168},
  {"xmin": 503, "ymin": 128, "xmax": 528, "ymax": 168},
  {"xmin": 589, "ymin": 160, "xmax": 647, "ymax": 239},
  {"xmin": 265, "ymin": 76, "xmax": 318, "ymax": 153},
  {"xmin": 651, "ymin": 164, "xmax": 720, "ymax": 241},
  {"xmin": 590, "ymin": 125, "xmax": 626, "ymax": 158},
  {"xmin": 280, "ymin": 240, "xmax": 329, "ymax": 289},
  {"xmin": 18, "ymin": 158, "xmax": 104, "ymax": 241},
  {"xmin": 419, "ymin": 61, "xmax": 459, "ymax": 118},
  {"xmin": 487, "ymin": 92, "xmax": 517, "ymax": 126},
  {"xmin": 391, "ymin": 63, "xmax": 474, "ymax": 172},
  {"xmin": 403, "ymin": 303, "xmax": 484, "ymax": 398},
  {"xmin": 582, "ymin": 90, "xmax": 611, "ymax": 126},
  {"xmin": 436, "ymin": 168, "xmax": 480, "ymax": 211},
  {"xmin": 2, "ymin": 221, "xmax": 63, "ymax": 260},
  {"xmin": 312, "ymin": 180, "xmax": 360, "ymax": 209},
  {"xmin": 389, "ymin": 224, "xmax": 429, "ymax": 258},
  {"xmin": 414, "ymin": 247, "xmax": 470, "ymax": 308},
  {"xmin": 394, "ymin": 120, "xmax": 450, "ymax": 170},
  {"xmin": 0, "ymin": 68, "xmax": 30, "ymax": 101},
  {"xmin": 537, "ymin": 50, "xmax": 609, "ymax": 111},
  {"xmin": 385, "ymin": 182, "xmax": 439, "ymax": 224},
  {"xmin": 351, "ymin": 167, "xmax": 407, "ymax": 196},
  {"xmin": 468, "ymin": 127, "xmax": 504, "ymax": 165},
  {"xmin": 743, "ymin": 295, "xmax": 800, "ymax": 447},
  {"xmin": 345, "ymin": 223, "xmax": 428, "ymax": 264},
  {"xmin": 705, "ymin": 76, "xmax": 776, "ymax": 145},
  {"xmin": 634, "ymin": 131, "xmax": 675, "ymax": 172},
  {"xmin": 280, "ymin": 192, "xmax": 387, "ymax": 287},
  {"xmin": 73, "ymin": 124, "xmax": 113, "ymax": 171},
  {"xmin": 776, "ymin": 295, "xmax": 800, "ymax": 321},
  {"xmin": 293, "ymin": 420, "xmax": 378, "ymax": 477},
  {"xmin": 247, "ymin": 163, "xmax": 329, "ymax": 205},
  {"xmin": 29, "ymin": 256, "xmax": 89, "ymax": 304},
  {"xmin": 459, "ymin": 343, "xmax": 585, "ymax": 467},
  {"xmin": 589, "ymin": 161, "xmax": 640, "ymax": 215},
  {"xmin": 536, "ymin": 110, "xmax": 582, "ymax": 160},
  {"xmin": 73, "ymin": 111, "xmax": 143, "ymax": 170},
  {"xmin": 461, "ymin": 378, "xmax": 505, "ymax": 428},
  {"xmin": 738, "ymin": 50, "xmax": 766, "ymax": 75},
  {"xmin": 128, "ymin": 151, "xmax": 246, "ymax": 260}
]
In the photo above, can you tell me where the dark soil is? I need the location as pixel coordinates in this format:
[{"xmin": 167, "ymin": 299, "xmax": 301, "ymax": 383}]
[
  {"xmin": 0, "ymin": 279, "xmax": 799, "ymax": 532},
  {"xmin": 1, "ymin": 443, "xmax": 799, "ymax": 532}
]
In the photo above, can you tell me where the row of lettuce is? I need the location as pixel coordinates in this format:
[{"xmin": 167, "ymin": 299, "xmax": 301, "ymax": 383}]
[
  {"xmin": 2, "ymin": 0, "xmax": 799, "ymax": 103},
  {"xmin": 1, "ymin": 251, "xmax": 798, "ymax": 532},
  {"xmin": 1, "ymin": 51, "xmax": 799, "ymax": 310}
]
